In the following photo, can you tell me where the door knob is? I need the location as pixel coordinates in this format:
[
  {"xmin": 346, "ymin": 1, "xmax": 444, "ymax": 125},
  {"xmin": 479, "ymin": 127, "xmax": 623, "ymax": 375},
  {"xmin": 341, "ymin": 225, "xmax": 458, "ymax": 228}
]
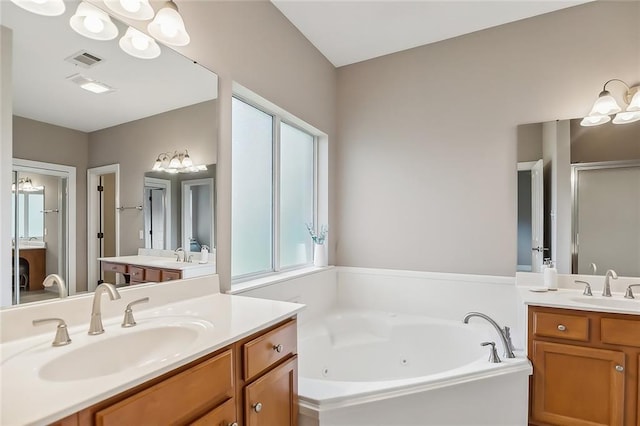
[
  {"xmin": 253, "ymin": 402, "xmax": 263, "ymax": 413},
  {"xmin": 615, "ymin": 365, "xmax": 624, "ymax": 372}
]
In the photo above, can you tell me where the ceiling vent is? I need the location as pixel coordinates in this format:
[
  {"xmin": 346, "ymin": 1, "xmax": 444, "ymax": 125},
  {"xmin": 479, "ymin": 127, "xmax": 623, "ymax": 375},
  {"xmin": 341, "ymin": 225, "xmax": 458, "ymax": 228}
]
[{"xmin": 65, "ymin": 50, "xmax": 104, "ymax": 68}]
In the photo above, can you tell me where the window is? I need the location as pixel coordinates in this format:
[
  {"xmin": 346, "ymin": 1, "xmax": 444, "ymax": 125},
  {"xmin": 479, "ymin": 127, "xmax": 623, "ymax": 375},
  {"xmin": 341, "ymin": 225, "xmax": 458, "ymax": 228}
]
[{"xmin": 232, "ymin": 96, "xmax": 316, "ymax": 280}]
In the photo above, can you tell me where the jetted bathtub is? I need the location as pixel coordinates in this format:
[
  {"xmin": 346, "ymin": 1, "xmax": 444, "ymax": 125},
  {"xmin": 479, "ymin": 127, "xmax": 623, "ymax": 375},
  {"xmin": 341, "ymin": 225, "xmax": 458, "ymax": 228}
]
[{"xmin": 298, "ymin": 309, "xmax": 532, "ymax": 426}]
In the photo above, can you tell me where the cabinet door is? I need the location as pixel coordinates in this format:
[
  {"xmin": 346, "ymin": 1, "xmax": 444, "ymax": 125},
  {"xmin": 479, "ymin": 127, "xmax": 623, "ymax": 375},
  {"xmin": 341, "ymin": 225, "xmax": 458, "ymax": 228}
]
[
  {"xmin": 531, "ymin": 341, "xmax": 625, "ymax": 426},
  {"xmin": 244, "ymin": 356, "xmax": 297, "ymax": 426}
]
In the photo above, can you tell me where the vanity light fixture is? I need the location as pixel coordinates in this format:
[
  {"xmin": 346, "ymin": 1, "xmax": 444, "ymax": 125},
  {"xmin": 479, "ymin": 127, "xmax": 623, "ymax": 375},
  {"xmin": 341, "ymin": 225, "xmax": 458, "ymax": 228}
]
[
  {"xmin": 70, "ymin": 2, "xmax": 119, "ymax": 41},
  {"xmin": 11, "ymin": 178, "xmax": 44, "ymax": 193},
  {"xmin": 581, "ymin": 79, "xmax": 640, "ymax": 126},
  {"xmin": 147, "ymin": 0, "xmax": 190, "ymax": 47},
  {"xmin": 9, "ymin": 0, "xmax": 65, "ymax": 16},
  {"xmin": 119, "ymin": 27, "xmax": 161, "ymax": 59},
  {"xmin": 152, "ymin": 150, "xmax": 206, "ymax": 173},
  {"xmin": 103, "ymin": 0, "xmax": 154, "ymax": 20}
]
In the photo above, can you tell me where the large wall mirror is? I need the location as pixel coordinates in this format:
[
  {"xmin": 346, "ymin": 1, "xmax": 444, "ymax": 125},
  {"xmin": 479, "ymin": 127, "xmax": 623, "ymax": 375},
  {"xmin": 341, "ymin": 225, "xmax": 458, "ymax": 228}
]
[
  {"xmin": 517, "ymin": 119, "xmax": 639, "ymax": 277},
  {"xmin": 1, "ymin": 0, "xmax": 218, "ymax": 307}
]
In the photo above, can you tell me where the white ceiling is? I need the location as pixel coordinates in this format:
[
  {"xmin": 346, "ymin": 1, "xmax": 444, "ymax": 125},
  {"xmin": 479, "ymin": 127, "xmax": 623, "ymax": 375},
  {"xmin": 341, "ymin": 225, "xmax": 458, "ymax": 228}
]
[
  {"xmin": 271, "ymin": 0, "xmax": 592, "ymax": 67},
  {"xmin": 2, "ymin": 0, "xmax": 218, "ymax": 133}
]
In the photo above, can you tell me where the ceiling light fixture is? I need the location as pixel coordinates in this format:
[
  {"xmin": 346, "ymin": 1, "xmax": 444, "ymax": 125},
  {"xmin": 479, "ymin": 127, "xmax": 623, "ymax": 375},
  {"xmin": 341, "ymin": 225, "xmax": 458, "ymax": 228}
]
[
  {"xmin": 152, "ymin": 150, "xmax": 206, "ymax": 173},
  {"xmin": 147, "ymin": 0, "xmax": 190, "ymax": 47},
  {"xmin": 12, "ymin": 178, "xmax": 44, "ymax": 193},
  {"xmin": 103, "ymin": 0, "xmax": 154, "ymax": 20},
  {"xmin": 67, "ymin": 73, "xmax": 116, "ymax": 94},
  {"xmin": 9, "ymin": 0, "xmax": 65, "ymax": 16},
  {"xmin": 70, "ymin": 2, "xmax": 119, "ymax": 41},
  {"xmin": 119, "ymin": 26, "xmax": 161, "ymax": 59},
  {"xmin": 581, "ymin": 79, "xmax": 640, "ymax": 127}
]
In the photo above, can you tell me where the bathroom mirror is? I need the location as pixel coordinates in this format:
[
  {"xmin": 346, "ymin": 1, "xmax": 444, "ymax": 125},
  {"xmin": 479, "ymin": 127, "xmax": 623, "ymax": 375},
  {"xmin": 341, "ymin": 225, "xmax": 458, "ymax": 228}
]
[
  {"xmin": 2, "ymin": 0, "xmax": 219, "ymax": 307},
  {"xmin": 517, "ymin": 119, "xmax": 640, "ymax": 276},
  {"xmin": 143, "ymin": 165, "xmax": 216, "ymax": 252}
]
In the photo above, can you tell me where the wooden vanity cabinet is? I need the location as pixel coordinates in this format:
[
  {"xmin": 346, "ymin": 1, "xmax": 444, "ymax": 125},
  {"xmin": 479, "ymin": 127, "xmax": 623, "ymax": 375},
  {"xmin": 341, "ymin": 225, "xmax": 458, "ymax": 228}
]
[
  {"xmin": 100, "ymin": 261, "xmax": 182, "ymax": 285},
  {"xmin": 47, "ymin": 317, "xmax": 297, "ymax": 426},
  {"xmin": 528, "ymin": 306, "xmax": 640, "ymax": 426},
  {"xmin": 235, "ymin": 318, "xmax": 298, "ymax": 426}
]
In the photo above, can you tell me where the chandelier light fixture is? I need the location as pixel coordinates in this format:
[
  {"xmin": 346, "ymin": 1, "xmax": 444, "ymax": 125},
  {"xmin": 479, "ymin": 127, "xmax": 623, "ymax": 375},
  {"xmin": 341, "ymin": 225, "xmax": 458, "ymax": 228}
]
[
  {"xmin": 9, "ymin": 0, "xmax": 65, "ymax": 16},
  {"xmin": 147, "ymin": 0, "xmax": 190, "ymax": 47},
  {"xmin": 70, "ymin": 2, "xmax": 119, "ymax": 41},
  {"xmin": 581, "ymin": 79, "xmax": 640, "ymax": 127},
  {"xmin": 103, "ymin": 0, "xmax": 154, "ymax": 20},
  {"xmin": 119, "ymin": 26, "xmax": 161, "ymax": 59},
  {"xmin": 152, "ymin": 150, "xmax": 207, "ymax": 173}
]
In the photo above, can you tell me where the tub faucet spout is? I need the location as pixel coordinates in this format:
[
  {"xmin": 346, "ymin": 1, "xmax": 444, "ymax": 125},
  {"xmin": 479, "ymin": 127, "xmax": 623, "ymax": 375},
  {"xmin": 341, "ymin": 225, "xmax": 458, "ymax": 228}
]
[{"xmin": 463, "ymin": 312, "xmax": 516, "ymax": 358}]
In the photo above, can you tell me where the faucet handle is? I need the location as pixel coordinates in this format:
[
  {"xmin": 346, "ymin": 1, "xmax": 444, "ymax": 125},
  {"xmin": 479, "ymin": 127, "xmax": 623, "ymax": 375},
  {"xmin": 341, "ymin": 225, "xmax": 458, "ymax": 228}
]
[
  {"xmin": 481, "ymin": 341, "xmax": 501, "ymax": 363},
  {"xmin": 122, "ymin": 297, "xmax": 150, "ymax": 328},
  {"xmin": 575, "ymin": 280, "xmax": 592, "ymax": 296},
  {"xmin": 502, "ymin": 326, "xmax": 515, "ymax": 354},
  {"xmin": 33, "ymin": 318, "xmax": 72, "ymax": 346},
  {"xmin": 624, "ymin": 284, "xmax": 640, "ymax": 299}
]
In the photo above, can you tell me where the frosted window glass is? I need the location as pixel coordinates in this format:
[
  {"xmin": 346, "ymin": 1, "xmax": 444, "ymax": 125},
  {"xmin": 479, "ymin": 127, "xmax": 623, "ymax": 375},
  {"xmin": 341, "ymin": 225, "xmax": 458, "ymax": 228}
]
[
  {"xmin": 232, "ymin": 98, "xmax": 273, "ymax": 277},
  {"xmin": 280, "ymin": 122, "xmax": 314, "ymax": 268}
]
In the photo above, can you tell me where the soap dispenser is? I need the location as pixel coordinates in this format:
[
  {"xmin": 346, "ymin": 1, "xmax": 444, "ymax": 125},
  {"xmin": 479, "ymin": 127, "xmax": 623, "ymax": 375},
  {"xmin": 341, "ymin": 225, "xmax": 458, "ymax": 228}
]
[
  {"xmin": 543, "ymin": 259, "xmax": 558, "ymax": 290},
  {"xmin": 199, "ymin": 245, "xmax": 209, "ymax": 264}
]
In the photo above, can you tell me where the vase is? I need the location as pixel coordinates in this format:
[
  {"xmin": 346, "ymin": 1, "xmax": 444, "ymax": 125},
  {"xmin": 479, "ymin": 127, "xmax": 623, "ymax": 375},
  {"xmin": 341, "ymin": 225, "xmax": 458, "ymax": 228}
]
[{"xmin": 313, "ymin": 243, "xmax": 327, "ymax": 267}]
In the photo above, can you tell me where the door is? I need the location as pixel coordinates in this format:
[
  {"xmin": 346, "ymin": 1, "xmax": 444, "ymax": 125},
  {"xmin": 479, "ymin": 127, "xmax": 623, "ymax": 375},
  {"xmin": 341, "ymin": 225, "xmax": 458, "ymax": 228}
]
[
  {"xmin": 531, "ymin": 340, "xmax": 624, "ymax": 426},
  {"xmin": 143, "ymin": 177, "xmax": 171, "ymax": 250},
  {"xmin": 244, "ymin": 356, "xmax": 297, "ymax": 426},
  {"xmin": 181, "ymin": 178, "xmax": 214, "ymax": 252}
]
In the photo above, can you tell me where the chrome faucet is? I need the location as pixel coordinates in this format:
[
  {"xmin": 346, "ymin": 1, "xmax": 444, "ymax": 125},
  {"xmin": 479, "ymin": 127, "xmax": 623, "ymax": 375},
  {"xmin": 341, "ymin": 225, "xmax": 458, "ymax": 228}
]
[
  {"xmin": 174, "ymin": 247, "xmax": 184, "ymax": 262},
  {"xmin": 42, "ymin": 274, "xmax": 67, "ymax": 299},
  {"xmin": 88, "ymin": 283, "xmax": 121, "ymax": 335},
  {"xmin": 463, "ymin": 312, "xmax": 516, "ymax": 358},
  {"xmin": 602, "ymin": 269, "xmax": 618, "ymax": 297}
]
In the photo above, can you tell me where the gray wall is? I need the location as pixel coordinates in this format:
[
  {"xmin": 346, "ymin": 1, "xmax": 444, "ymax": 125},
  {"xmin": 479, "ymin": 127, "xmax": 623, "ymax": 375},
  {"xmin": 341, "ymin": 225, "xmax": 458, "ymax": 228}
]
[
  {"xmin": 571, "ymin": 120, "xmax": 640, "ymax": 163},
  {"xmin": 88, "ymin": 100, "xmax": 217, "ymax": 258},
  {"xmin": 518, "ymin": 123, "xmax": 543, "ymax": 163},
  {"xmin": 13, "ymin": 116, "xmax": 89, "ymax": 290},
  {"xmin": 155, "ymin": 0, "xmax": 339, "ymax": 290},
  {"xmin": 334, "ymin": 1, "xmax": 640, "ymax": 276}
]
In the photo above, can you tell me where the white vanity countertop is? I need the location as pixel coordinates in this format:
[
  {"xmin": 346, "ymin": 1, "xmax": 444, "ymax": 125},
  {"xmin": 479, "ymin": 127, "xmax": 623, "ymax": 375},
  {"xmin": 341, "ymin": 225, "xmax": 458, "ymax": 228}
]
[
  {"xmin": 518, "ymin": 287, "xmax": 640, "ymax": 316},
  {"xmin": 99, "ymin": 255, "xmax": 215, "ymax": 275},
  {"xmin": 1, "ymin": 292, "xmax": 304, "ymax": 425}
]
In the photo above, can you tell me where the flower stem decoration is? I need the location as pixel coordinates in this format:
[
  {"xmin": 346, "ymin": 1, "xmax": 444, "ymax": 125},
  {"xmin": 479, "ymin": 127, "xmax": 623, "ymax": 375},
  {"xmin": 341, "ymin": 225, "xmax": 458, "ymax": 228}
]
[{"xmin": 306, "ymin": 223, "xmax": 328, "ymax": 245}]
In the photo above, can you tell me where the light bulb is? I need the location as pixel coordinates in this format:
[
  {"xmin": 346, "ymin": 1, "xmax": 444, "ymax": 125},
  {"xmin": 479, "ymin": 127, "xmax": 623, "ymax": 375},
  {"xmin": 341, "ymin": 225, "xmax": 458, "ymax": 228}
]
[
  {"xmin": 32, "ymin": 0, "xmax": 47, "ymax": 4},
  {"xmin": 84, "ymin": 15, "xmax": 105, "ymax": 33},
  {"xmin": 148, "ymin": 2, "xmax": 190, "ymax": 46},
  {"xmin": 612, "ymin": 111, "xmax": 640, "ymax": 125},
  {"xmin": 627, "ymin": 90, "xmax": 640, "ymax": 112},
  {"xmin": 131, "ymin": 35, "xmax": 149, "ymax": 51},
  {"xmin": 160, "ymin": 22, "xmax": 178, "ymax": 38},
  {"xmin": 120, "ymin": 0, "xmax": 141, "ymax": 13},
  {"xmin": 580, "ymin": 115, "xmax": 610, "ymax": 127},
  {"xmin": 589, "ymin": 90, "xmax": 622, "ymax": 116}
]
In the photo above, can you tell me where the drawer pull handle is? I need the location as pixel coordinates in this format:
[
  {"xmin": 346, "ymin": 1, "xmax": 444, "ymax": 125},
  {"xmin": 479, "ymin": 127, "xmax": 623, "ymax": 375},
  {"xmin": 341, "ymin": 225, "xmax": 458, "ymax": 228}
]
[
  {"xmin": 228, "ymin": 423, "xmax": 238, "ymax": 426},
  {"xmin": 557, "ymin": 324, "xmax": 566, "ymax": 331},
  {"xmin": 253, "ymin": 402, "xmax": 263, "ymax": 413},
  {"xmin": 273, "ymin": 344, "xmax": 284, "ymax": 353},
  {"xmin": 615, "ymin": 365, "xmax": 624, "ymax": 372}
]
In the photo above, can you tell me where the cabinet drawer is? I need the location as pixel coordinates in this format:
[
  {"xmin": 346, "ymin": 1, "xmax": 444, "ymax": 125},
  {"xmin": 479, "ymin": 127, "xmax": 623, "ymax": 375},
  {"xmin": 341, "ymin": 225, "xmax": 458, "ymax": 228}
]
[
  {"xmin": 102, "ymin": 262, "xmax": 127, "ymax": 274},
  {"xmin": 95, "ymin": 349, "xmax": 234, "ymax": 426},
  {"xmin": 144, "ymin": 267, "xmax": 162, "ymax": 282},
  {"xmin": 601, "ymin": 318, "xmax": 640, "ymax": 347},
  {"xmin": 532, "ymin": 311, "xmax": 589, "ymax": 341},
  {"xmin": 162, "ymin": 269, "xmax": 181, "ymax": 281},
  {"xmin": 190, "ymin": 398, "xmax": 236, "ymax": 426},
  {"xmin": 243, "ymin": 319, "xmax": 296, "ymax": 381},
  {"xmin": 128, "ymin": 266, "xmax": 144, "ymax": 281}
]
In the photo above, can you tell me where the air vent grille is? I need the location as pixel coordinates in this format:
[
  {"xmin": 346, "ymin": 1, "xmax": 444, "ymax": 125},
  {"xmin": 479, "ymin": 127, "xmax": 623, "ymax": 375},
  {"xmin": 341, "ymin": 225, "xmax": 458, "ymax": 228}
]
[{"xmin": 65, "ymin": 50, "xmax": 104, "ymax": 68}]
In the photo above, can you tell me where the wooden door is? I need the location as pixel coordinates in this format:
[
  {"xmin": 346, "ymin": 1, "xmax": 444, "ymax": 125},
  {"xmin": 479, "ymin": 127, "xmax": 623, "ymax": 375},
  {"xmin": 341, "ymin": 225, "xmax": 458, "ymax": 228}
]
[
  {"xmin": 244, "ymin": 356, "xmax": 297, "ymax": 426},
  {"xmin": 531, "ymin": 341, "xmax": 625, "ymax": 426}
]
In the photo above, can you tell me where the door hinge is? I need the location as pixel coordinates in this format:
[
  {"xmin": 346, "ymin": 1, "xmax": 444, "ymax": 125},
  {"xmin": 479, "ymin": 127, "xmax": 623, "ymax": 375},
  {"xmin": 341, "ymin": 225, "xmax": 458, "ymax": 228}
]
[
  {"xmin": 97, "ymin": 232, "xmax": 104, "ymax": 239},
  {"xmin": 97, "ymin": 185, "xmax": 104, "ymax": 192}
]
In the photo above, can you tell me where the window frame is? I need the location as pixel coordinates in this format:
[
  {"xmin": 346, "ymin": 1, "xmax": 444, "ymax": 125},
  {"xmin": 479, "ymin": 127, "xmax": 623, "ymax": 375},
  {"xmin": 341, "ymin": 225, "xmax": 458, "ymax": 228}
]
[{"xmin": 232, "ymin": 95, "xmax": 319, "ymax": 283}]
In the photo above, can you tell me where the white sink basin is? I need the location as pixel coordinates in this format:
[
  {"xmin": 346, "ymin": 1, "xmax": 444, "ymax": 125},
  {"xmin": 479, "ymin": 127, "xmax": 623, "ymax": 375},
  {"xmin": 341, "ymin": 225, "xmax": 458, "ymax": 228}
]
[
  {"xmin": 570, "ymin": 296, "xmax": 640, "ymax": 311},
  {"xmin": 34, "ymin": 318, "xmax": 214, "ymax": 382}
]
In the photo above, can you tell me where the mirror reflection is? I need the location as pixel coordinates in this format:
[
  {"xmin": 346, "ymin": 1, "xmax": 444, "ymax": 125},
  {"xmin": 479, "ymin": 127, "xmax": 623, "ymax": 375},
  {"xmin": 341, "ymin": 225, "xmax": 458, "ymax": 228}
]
[
  {"xmin": 517, "ymin": 119, "xmax": 639, "ymax": 276},
  {"xmin": 2, "ymin": 0, "xmax": 218, "ymax": 307}
]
